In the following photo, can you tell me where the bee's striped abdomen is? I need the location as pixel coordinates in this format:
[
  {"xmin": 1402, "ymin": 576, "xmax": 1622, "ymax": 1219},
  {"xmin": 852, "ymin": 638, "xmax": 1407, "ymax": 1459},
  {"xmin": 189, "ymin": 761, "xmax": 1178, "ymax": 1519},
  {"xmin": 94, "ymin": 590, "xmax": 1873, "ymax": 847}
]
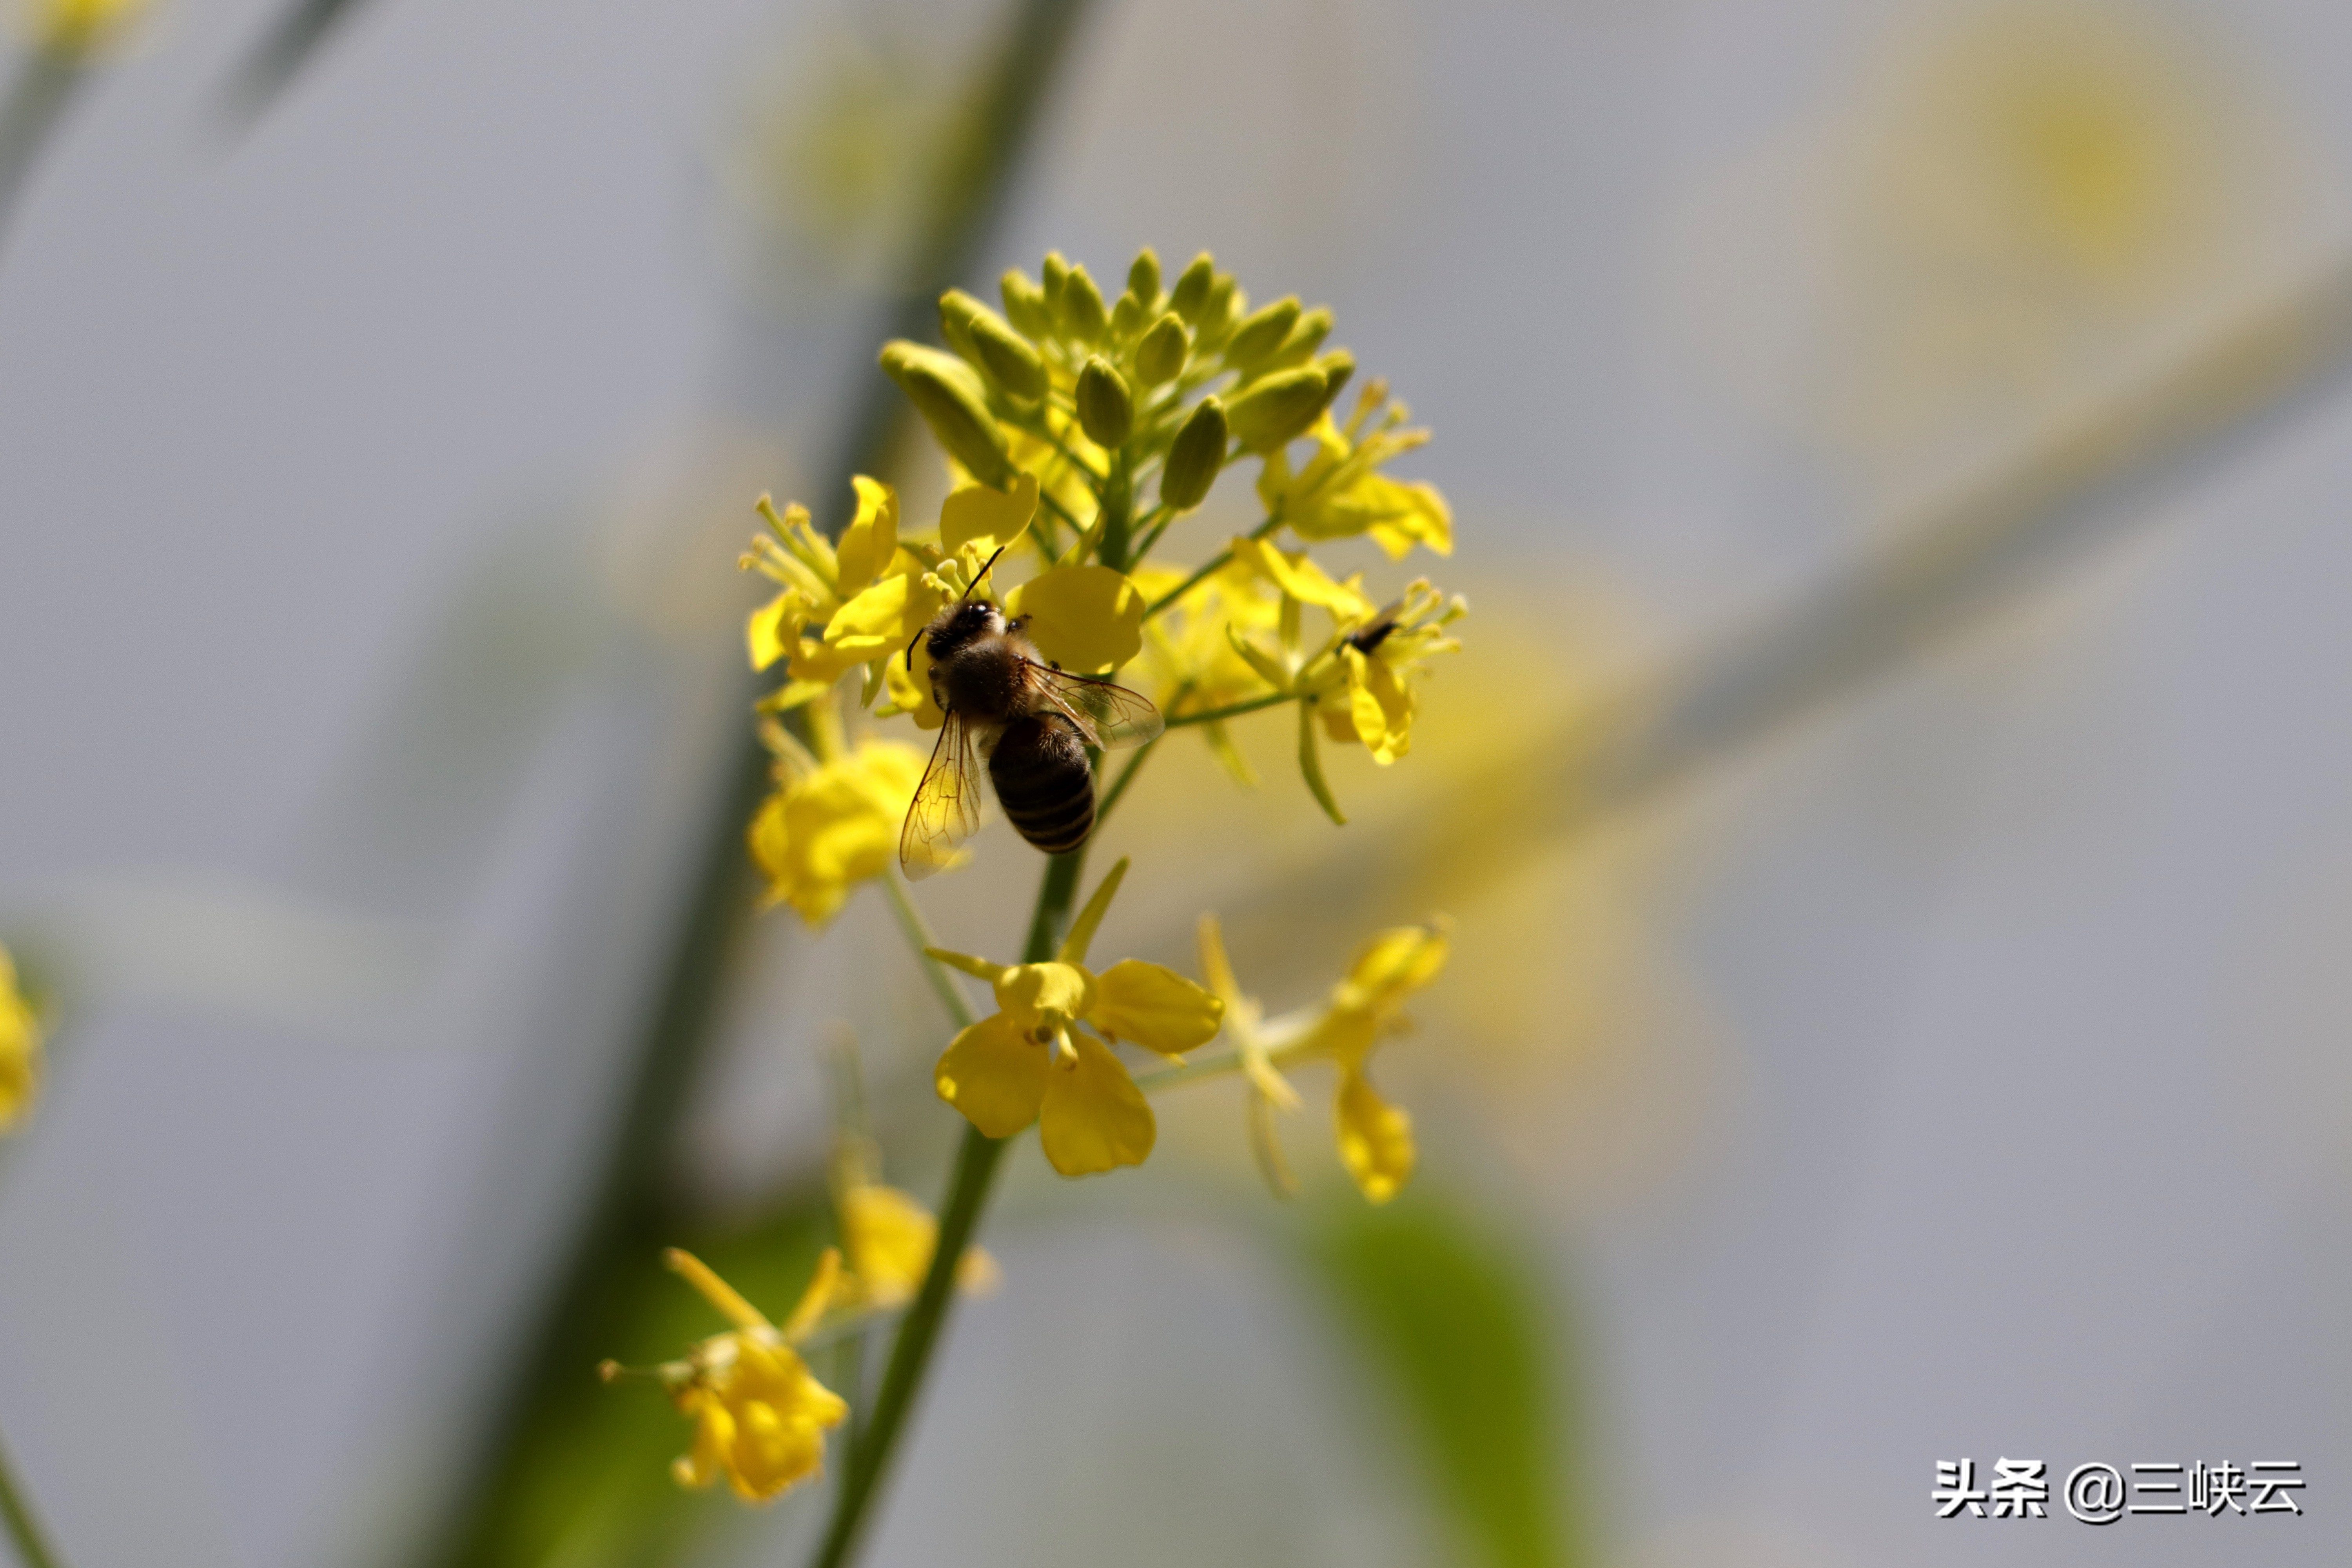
[{"xmin": 989, "ymin": 715, "xmax": 1096, "ymax": 855}]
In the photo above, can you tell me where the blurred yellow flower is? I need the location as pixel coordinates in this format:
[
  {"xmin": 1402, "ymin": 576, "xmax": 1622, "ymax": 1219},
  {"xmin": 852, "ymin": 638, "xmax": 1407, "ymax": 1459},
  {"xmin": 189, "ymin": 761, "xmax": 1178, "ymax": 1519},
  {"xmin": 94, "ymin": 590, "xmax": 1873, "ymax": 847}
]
[
  {"xmin": 1194, "ymin": 916, "xmax": 1450, "ymax": 1205},
  {"xmin": 0, "ymin": 943, "xmax": 41, "ymax": 1133},
  {"xmin": 929, "ymin": 859, "xmax": 1223, "ymax": 1175},
  {"xmin": 748, "ymin": 734, "xmax": 927, "ymax": 926},
  {"xmin": 25, "ymin": 0, "xmax": 142, "ymax": 56},
  {"xmin": 833, "ymin": 1177, "xmax": 1000, "ymax": 1309},
  {"xmin": 1258, "ymin": 379, "xmax": 1451, "ymax": 560},
  {"xmin": 1314, "ymin": 582, "xmax": 1466, "ymax": 766},
  {"xmin": 632, "ymin": 1249, "xmax": 849, "ymax": 1504}
]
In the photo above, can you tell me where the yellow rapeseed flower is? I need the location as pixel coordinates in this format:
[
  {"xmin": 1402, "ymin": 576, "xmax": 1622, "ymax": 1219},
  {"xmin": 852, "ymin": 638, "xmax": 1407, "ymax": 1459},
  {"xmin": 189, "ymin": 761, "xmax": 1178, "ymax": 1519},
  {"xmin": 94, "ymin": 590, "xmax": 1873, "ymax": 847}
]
[
  {"xmin": 0, "ymin": 943, "xmax": 41, "ymax": 1133},
  {"xmin": 1257, "ymin": 379, "xmax": 1451, "ymax": 560},
  {"xmin": 929, "ymin": 859, "xmax": 1224, "ymax": 1175},
  {"xmin": 748, "ymin": 732, "xmax": 927, "ymax": 926},
  {"xmin": 834, "ymin": 1176, "xmax": 1000, "ymax": 1309},
  {"xmin": 633, "ymin": 1249, "xmax": 850, "ymax": 1504},
  {"xmin": 1196, "ymin": 916, "xmax": 1450, "ymax": 1205},
  {"xmin": 1316, "ymin": 583, "xmax": 1466, "ymax": 766}
]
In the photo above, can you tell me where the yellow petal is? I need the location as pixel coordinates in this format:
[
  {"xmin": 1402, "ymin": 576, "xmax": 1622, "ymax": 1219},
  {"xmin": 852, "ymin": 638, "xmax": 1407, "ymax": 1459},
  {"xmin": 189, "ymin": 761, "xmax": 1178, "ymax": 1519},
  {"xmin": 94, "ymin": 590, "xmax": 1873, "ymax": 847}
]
[
  {"xmin": 1087, "ymin": 960, "xmax": 1225, "ymax": 1056},
  {"xmin": 835, "ymin": 476, "xmax": 900, "ymax": 593},
  {"xmin": 1343, "ymin": 645, "xmax": 1414, "ymax": 765},
  {"xmin": 1002, "ymin": 565, "xmax": 1145, "ymax": 674},
  {"xmin": 1363, "ymin": 477, "xmax": 1453, "ymax": 559},
  {"xmin": 1229, "ymin": 536, "xmax": 1375, "ymax": 620},
  {"xmin": 993, "ymin": 961, "xmax": 1096, "ymax": 1032},
  {"xmin": 839, "ymin": 1185, "xmax": 938, "ymax": 1308},
  {"xmin": 750, "ymin": 744, "xmax": 927, "ymax": 928},
  {"xmin": 677, "ymin": 1398, "xmax": 733, "ymax": 1490},
  {"xmin": 1341, "ymin": 924, "xmax": 1451, "ymax": 1011},
  {"xmin": 787, "ymin": 637, "xmax": 873, "ymax": 683},
  {"xmin": 934, "ymin": 1013, "xmax": 1048, "ymax": 1137},
  {"xmin": 747, "ymin": 590, "xmax": 805, "ymax": 672},
  {"xmin": 881, "ymin": 639, "xmax": 945, "ymax": 729},
  {"xmin": 1038, "ymin": 1032, "xmax": 1156, "ymax": 1176},
  {"xmin": 940, "ymin": 471, "xmax": 1040, "ymax": 555},
  {"xmin": 822, "ymin": 572, "xmax": 948, "ymax": 663},
  {"xmin": 1334, "ymin": 1067, "xmax": 1415, "ymax": 1204}
]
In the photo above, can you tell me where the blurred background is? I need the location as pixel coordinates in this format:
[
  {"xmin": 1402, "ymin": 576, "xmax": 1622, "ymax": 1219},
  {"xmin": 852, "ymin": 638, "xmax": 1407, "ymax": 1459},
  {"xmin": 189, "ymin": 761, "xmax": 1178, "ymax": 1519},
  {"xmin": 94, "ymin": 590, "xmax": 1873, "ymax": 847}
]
[{"xmin": 2, "ymin": 0, "xmax": 2350, "ymax": 1565}]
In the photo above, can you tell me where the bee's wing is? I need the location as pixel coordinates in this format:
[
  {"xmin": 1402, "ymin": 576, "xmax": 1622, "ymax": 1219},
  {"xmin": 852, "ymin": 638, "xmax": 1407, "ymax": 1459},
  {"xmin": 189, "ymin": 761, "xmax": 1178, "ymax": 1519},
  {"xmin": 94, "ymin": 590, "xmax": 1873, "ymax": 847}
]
[
  {"xmin": 1025, "ymin": 662, "xmax": 1165, "ymax": 750},
  {"xmin": 900, "ymin": 712, "xmax": 984, "ymax": 880}
]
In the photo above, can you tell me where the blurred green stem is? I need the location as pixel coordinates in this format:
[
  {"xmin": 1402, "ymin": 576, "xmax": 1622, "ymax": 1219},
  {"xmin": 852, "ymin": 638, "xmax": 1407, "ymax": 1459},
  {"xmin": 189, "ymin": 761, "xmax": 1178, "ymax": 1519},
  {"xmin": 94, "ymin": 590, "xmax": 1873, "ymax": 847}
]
[
  {"xmin": 1166, "ymin": 690, "xmax": 1292, "ymax": 728},
  {"xmin": 809, "ymin": 844, "xmax": 1086, "ymax": 1568},
  {"xmin": 415, "ymin": 2, "xmax": 1093, "ymax": 1563},
  {"xmin": 0, "ymin": 1423, "xmax": 64, "ymax": 1568},
  {"xmin": 880, "ymin": 875, "xmax": 976, "ymax": 1031},
  {"xmin": 0, "ymin": 51, "xmax": 84, "ymax": 260}
]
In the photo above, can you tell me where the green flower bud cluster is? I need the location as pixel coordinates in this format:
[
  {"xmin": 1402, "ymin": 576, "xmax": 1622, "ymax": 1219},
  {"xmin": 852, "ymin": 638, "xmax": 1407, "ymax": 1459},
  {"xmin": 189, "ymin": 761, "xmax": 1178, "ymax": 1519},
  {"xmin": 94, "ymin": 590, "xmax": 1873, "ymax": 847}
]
[{"xmin": 879, "ymin": 249, "xmax": 1357, "ymax": 533}]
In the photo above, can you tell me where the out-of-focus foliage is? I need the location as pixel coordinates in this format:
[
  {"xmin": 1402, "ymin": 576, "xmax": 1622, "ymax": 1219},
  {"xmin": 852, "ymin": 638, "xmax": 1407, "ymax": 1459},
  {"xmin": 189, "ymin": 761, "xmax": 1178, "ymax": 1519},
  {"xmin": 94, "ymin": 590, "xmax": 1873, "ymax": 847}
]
[{"xmin": 1310, "ymin": 1191, "xmax": 1578, "ymax": 1568}]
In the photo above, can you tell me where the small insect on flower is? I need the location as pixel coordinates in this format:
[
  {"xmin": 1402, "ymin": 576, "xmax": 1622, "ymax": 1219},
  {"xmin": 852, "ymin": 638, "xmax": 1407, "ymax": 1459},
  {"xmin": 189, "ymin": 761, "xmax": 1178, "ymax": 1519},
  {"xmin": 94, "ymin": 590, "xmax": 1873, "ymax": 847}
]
[{"xmin": 901, "ymin": 548, "xmax": 1162, "ymax": 875}]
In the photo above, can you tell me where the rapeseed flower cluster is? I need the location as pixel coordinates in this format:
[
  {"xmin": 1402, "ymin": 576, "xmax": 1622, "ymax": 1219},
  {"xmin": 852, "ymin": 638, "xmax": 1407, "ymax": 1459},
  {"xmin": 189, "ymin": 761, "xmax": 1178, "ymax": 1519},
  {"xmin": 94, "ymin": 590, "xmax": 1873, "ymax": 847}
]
[
  {"xmin": 610, "ymin": 249, "xmax": 1463, "ymax": 1506},
  {"xmin": 608, "ymin": 1249, "xmax": 850, "ymax": 1503},
  {"xmin": 1197, "ymin": 914, "xmax": 1451, "ymax": 1204}
]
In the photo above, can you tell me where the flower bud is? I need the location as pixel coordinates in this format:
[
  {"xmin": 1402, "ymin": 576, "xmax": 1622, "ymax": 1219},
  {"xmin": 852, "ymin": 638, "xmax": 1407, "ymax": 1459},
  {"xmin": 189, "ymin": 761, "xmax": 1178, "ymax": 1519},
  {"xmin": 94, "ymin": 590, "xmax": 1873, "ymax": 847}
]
[
  {"xmin": 1314, "ymin": 349, "xmax": 1355, "ymax": 410},
  {"xmin": 1134, "ymin": 312, "xmax": 1188, "ymax": 387},
  {"xmin": 943, "ymin": 290, "xmax": 1047, "ymax": 403},
  {"xmin": 1160, "ymin": 397, "xmax": 1227, "ymax": 511},
  {"xmin": 1001, "ymin": 268, "xmax": 1052, "ymax": 339},
  {"xmin": 1225, "ymin": 367, "xmax": 1327, "ymax": 452},
  {"xmin": 1196, "ymin": 278, "xmax": 1241, "ymax": 348},
  {"xmin": 1169, "ymin": 254, "xmax": 1215, "ymax": 321},
  {"xmin": 1224, "ymin": 296, "xmax": 1301, "ymax": 370},
  {"xmin": 1109, "ymin": 292, "xmax": 1145, "ymax": 343},
  {"xmin": 1126, "ymin": 248, "xmax": 1161, "ymax": 307},
  {"xmin": 938, "ymin": 290, "xmax": 981, "ymax": 364},
  {"xmin": 880, "ymin": 341, "xmax": 1017, "ymax": 488},
  {"xmin": 1263, "ymin": 307, "xmax": 1332, "ymax": 372},
  {"xmin": 1075, "ymin": 356, "xmax": 1134, "ymax": 449},
  {"xmin": 1059, "ymin": 264, "xmax": 1109, "ymax": 343},
  {"xmin": 1042, "ymin": 251, "xmax": 1071, "ymax": 310}
]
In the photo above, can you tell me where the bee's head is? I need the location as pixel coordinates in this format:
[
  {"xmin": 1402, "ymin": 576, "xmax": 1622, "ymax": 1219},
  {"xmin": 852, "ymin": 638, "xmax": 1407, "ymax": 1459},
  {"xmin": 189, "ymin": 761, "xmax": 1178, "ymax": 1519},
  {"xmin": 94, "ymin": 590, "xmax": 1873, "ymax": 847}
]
[{"xmin": 915, "ymin": 597, "xmax": 1004, "ymax": 666}]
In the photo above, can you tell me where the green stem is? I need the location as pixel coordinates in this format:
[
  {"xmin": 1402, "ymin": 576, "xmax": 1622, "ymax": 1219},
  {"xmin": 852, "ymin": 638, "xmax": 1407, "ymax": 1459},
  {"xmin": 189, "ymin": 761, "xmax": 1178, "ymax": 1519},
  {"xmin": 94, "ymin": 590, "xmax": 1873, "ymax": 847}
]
[
  {"xmin": 1128, "ymin": 501, "xmax": 1177, "ymax": 562},
  {"xmin": 808, "ymin": 844, "xmax": 1088, "ymax": 1568},
  {"xmin": 0, "ymin": 1423, "xmax": 64, "ymax": 1568},
  {"xmin": 1166, "ymin": 690, "xmax": 1296, "ymax": 729}
]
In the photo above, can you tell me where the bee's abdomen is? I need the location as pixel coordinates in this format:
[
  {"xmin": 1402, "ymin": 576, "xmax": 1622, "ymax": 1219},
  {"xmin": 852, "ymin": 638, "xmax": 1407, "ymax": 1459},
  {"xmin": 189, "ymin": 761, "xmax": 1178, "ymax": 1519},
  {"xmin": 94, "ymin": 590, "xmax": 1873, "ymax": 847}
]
[{"xmin": 989, "ymin": 715, "xmax": 1095, "ymax": 855}]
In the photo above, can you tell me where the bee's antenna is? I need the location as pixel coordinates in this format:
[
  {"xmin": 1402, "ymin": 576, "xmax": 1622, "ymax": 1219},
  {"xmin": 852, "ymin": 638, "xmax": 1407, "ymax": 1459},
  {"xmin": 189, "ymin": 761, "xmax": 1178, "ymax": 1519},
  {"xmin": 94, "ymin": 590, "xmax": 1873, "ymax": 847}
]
[
  {"xmin": 962, "ymin": 545, "xmax": 1009, "ymax": 603},
  {"xmin": 904, "ymin": 624, "xmax": 926, "ymax": 670}
]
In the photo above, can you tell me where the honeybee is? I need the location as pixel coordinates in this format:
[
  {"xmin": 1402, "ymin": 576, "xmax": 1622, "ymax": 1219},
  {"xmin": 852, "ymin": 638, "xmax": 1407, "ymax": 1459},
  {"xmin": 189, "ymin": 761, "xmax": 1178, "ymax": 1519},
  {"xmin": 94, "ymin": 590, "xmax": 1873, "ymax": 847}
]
[{"xmin": 899, "ymin": 554, "xmax": 1163, "ymax": 878}]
